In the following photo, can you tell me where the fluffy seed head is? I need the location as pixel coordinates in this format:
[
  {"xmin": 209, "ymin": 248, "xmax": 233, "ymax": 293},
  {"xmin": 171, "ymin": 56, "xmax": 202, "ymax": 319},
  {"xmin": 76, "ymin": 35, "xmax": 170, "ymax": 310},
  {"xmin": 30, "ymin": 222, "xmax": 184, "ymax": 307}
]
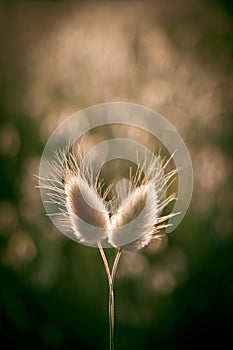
[
  {"xmin": 38, "ymin": 145, "xmax": 179, "ymax": 250},
  {"xmin": 109, "ymin": 183, "xmax": 159, "ymax": 250},
  {"xmin": 65, "ymin": 175, "xmax": 110, "ymax": 242}
]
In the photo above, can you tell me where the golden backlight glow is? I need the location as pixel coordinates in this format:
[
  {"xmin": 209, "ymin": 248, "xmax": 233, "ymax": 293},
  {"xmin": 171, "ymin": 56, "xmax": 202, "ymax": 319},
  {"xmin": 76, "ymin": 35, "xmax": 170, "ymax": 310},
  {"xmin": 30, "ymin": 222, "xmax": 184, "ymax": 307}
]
[{"xmin": 0, "ymin": 0, "xmax": 232, "ymax": 298}]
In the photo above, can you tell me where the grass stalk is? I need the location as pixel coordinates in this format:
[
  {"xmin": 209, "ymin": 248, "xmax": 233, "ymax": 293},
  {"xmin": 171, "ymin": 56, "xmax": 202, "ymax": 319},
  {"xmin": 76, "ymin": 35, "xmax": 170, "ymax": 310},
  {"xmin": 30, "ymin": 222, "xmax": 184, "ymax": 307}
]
[{"xmin": 98, "ymin": 242, "xmax": 122, "ymax": 350}]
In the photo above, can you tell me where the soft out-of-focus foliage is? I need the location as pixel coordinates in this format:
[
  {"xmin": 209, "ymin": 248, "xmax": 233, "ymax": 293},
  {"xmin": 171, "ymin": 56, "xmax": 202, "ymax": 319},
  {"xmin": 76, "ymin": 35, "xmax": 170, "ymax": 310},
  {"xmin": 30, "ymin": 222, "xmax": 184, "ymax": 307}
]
[{"xmin": 0, "ymin": 1, "xmax": 232, "ymax": 349}]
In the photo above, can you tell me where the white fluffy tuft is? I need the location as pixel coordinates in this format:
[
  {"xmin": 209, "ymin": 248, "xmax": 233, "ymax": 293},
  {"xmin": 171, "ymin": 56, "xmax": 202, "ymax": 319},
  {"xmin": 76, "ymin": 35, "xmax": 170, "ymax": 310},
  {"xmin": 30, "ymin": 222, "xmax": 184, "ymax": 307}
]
[
  {"xmin": 38, "ymin": 147, "xmax": 179, "ymax": 250},
  {"xmin": 65, "ymin": 175, "xmax": 110, "ymax": 243},
  {"xmin": 108, "ymin": 182, "xmax": 159, "ymax": 250}
]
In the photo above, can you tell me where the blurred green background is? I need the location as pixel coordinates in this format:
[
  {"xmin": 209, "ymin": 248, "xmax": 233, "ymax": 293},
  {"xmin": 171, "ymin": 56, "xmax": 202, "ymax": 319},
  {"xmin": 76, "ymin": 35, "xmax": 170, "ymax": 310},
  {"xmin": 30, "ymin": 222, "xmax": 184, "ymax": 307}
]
[{"xmin": 0, "ymin": 1, "xmax": 232, "ymax": 349}]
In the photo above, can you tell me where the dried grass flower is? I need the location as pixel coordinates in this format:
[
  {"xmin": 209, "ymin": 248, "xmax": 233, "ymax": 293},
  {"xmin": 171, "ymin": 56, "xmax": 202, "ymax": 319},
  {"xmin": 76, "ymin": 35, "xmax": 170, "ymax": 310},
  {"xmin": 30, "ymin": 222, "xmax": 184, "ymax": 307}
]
[
  {"xmin": 108, "ymin": 153, "xmax": 179, "ymax": 251},
  {"xmin": 38, "ymin": 145, "xmax": 179, "ymax": 350},
  {"xmin": 39, "ymin": 147, "xmax": 179, "ymax": 249}
]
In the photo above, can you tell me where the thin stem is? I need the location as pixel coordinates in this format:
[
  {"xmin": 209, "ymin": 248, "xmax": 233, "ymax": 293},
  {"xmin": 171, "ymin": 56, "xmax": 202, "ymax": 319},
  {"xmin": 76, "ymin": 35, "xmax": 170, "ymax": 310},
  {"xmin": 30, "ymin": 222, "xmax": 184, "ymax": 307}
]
[
  {"xmin": 111, "ymin": 249, "xmax": 122, "ymax": 287},
  {"xmin": 97, "ymin": 242, "xmax": 122, "ymax": 350},
  {"xmin": 109, "ymin": 282, "xmax": 114, "ymax": 350},
  {"xmin": 109, "ymin": 249, "xmax": 122, "ymax": 350},
  {"xmin": 97, "ymin": 241, "xmax": 112, "ymax": 285}
]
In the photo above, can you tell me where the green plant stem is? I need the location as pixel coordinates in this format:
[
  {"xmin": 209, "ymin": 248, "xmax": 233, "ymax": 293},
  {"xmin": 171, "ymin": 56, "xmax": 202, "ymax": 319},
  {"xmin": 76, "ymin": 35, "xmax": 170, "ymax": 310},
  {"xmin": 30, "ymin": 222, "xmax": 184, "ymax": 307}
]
[{"xmin": 98, "ymin": 242, "xmax": 122, "ymax": 350}]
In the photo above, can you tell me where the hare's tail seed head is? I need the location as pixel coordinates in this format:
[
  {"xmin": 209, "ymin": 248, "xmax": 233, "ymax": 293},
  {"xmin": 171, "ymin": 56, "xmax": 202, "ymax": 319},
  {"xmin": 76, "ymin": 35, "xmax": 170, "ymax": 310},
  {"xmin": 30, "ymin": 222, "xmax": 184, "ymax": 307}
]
[{"xmin": 39, "ymin": 147, "xmax": 179, "ymax": 251}]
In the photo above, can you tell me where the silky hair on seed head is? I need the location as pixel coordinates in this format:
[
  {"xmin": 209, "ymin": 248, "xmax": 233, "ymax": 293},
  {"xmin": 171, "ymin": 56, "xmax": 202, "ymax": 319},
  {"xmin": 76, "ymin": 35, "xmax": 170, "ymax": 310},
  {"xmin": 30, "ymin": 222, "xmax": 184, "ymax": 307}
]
[
  {"xmin": 108, "ymin": 154, "xmax": 179, "ymax": 251},
  {"xmin": 38, "ymin": 145, "xmax": 179, "ymax": 250},
  {"xmin": 64, "ymin": 175, "xmax": 110, "ymax": 243}
]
